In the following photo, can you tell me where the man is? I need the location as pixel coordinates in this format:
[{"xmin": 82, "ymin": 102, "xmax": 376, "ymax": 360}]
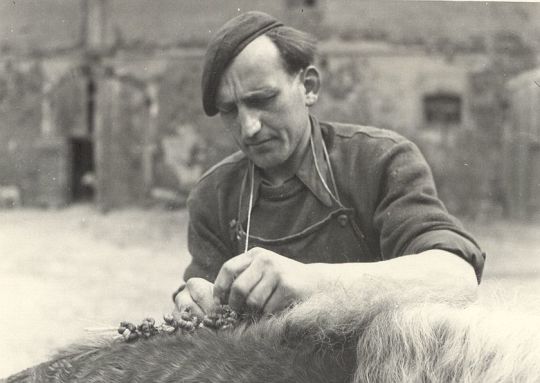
[{"xmin": 174, "ymin": 11, "xmax": 485, "ymax": 317}]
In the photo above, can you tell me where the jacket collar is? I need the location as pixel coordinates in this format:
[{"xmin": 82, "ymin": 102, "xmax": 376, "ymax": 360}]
[
  {"xmin": 295, "ymin": 115, "xmax": 334, "ymax": 208},
  {"xmin": 238, "ymin": 115, "xmax": 334, "ymax": 226}
]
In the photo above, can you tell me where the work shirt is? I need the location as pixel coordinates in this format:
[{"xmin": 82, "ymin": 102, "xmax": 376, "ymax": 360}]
[{"xmin": 184, "ymin": 116, "xmax": 485, "ymax": 283}]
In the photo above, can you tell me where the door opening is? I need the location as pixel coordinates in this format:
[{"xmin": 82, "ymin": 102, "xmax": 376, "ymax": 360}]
[{"xmin": 70, "ymin": 137, "xmax": 95, "ymax": 202}]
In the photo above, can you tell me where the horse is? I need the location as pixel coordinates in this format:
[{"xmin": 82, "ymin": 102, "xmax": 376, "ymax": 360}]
[{"xmin": 7, "ymin": 280, "xmax": 540, "ymax": 383}]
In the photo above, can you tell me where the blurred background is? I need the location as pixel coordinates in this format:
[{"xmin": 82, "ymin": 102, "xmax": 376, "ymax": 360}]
[{"xmin": 1, "ymin": 0, "xmax": 539, "ymax": 378}]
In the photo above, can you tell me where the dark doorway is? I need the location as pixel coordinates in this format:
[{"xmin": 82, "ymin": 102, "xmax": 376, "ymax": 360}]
[{"xmin": 70, "ymin": 137, "xmax": 95, "ymax": 201}]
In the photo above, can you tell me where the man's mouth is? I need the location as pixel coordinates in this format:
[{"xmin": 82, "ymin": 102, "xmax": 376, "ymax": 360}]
[{"xmin": 246, "ymin": 138, "xmax": 273, "ymax": 147}]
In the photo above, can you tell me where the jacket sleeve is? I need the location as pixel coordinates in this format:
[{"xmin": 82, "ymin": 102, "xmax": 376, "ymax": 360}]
[
  {"xmin": 183, "ymin": 182, "xmax": 232, "ymax": 283},
  {"xmin": 372, "ymin": 138, "xmax": 485, "ymax": 282}
]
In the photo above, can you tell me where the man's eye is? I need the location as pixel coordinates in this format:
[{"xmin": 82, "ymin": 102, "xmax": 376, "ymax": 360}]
[
  {"xmin": 248, "ymin": 95, "xmax": 276, "ymax": 108},
  {"xmin": 219, "ymin": 105, "xmax": 237, "ymax": 115}
]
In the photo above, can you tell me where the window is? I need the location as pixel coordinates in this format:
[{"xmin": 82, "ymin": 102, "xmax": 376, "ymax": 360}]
[
  {"xmin": 286, "ymin": 0, "xmax": 317, "ymax": 7},
  {"xmin": 423, "ymin": 93, "xmax": 462, "ymax": 125}
]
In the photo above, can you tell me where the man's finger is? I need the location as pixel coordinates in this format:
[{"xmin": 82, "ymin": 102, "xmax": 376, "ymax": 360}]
[
  {"xmin": 244, "ymin": 273, "xmax": 278, "ymax": 311},
  {"xmin": 228, "ymin": 266, "xmax": 264, "ymax": 311},
  {"xmin": 173, "ymin": 288, "xmax": 205, "ymax": 318},
  {"xmin": 213, "ymin": 252, "xmax": 254, "ymax": 305},
  {"xmin": 186, "ymin": 278, "xmax": 215, "ymax": 314},
  {"xmin": 263, "ymin": 285, "xmax": 291, "ymax": 314}
]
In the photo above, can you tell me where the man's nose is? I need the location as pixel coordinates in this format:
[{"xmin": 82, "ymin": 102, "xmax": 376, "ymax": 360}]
[{"xmin": 238, "ymin": 107, "xmax": 261, "ymax": 139}]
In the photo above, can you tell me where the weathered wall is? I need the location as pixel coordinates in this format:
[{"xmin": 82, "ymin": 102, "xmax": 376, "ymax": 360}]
[
  {"xmin": 0, "ymin": 45, "xmax": 534, "ymax": 216},
  {"xmin": 504, "ymin": 68, "xmax": 540, "ymax": 220},
  {"xmin": 1, "ymin": 1, "xmax": 539, "ymax": 218},
  {"xmin": 84, "ymin": 47, "xmax": 506, "ymax": 216},
  {"xmin": 94, "ymin": 53, "xmax": 236, "ymax": 209},
  {"xmin": 0, "ymin": 60, "xmax": 43, "ymax": 204},
  {"xmin": 315, "ymin": 47, "xmax": 484, "ymax": 131},
  {"xmin": 0, "ymin": 53, "xmax": 92, "ymax": 206},
  {"xmin": 3, "ymin": 1, "xmax": 540, "ymax": 52}
]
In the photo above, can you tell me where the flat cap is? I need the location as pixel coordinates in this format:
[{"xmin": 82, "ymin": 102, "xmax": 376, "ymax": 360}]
[{"xmin": 201, "ymin": 11, "xmax": 283, "ymax": 116}]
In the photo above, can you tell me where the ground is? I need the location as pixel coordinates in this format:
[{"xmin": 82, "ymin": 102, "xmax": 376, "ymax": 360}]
[{"xmin": 0, "ymin": 206, "xmax": 539, "ymax": 378}]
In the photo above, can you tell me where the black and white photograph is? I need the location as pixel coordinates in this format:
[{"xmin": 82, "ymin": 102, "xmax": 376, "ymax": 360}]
[{"xmin": 1, "ymin": 0, "xmax": 540, "ymax": 381}]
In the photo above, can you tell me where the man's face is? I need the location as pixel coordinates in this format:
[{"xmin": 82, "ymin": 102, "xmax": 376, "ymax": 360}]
[{"xmin": 215, "ymin": 35, "xmax": 312, "ymax": 179}]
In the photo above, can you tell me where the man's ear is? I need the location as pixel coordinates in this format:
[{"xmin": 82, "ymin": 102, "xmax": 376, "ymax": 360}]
[{"xmin": 302, "ymin": 65, "xmax": 321, "ymax": 107}]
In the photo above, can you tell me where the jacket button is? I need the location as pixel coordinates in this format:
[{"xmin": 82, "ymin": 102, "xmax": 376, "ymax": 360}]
[
  {"xmin": 337, "ymin": 214, "xmax": 348, "ymax": 227},
  {"xmin": 229, "ymin": 219, "xmax": 237, "ymax": 229}
]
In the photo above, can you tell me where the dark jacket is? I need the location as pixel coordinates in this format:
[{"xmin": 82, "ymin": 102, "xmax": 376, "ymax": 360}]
[{"xmin": 184, "ymin": 117, "xmax": 485, "ymax": 283}]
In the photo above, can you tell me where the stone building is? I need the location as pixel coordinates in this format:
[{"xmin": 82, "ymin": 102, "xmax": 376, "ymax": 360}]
[
  {"xmin": 0, "ymin": 0, "xmax": 538, "ymax": 218},
  {"xmin": 504, "ymin": 68, "xmax": 540, "ymax": 220}
]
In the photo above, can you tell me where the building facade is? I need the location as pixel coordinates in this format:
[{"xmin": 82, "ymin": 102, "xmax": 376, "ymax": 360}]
[{"xmin": 0, "ymin": 0, "xmax": 538, "ymax": 218}]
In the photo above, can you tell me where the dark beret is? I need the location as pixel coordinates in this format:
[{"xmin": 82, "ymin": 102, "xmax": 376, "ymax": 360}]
[{"xmin": 201, "ymin": 11, "xmax": 283, "ymax": 116}]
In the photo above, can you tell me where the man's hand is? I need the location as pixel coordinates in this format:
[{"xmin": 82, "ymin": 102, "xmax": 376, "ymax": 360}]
[
  {"xmin": 213, "ymin": 247, "xmax": 323, "ymax": 313},
  {"xmin": 173, "ymin": 278, "xmax": 215, "ymax": 318}
]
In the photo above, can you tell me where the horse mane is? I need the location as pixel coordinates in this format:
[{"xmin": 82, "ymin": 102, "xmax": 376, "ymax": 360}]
[{"xmin": 8, "ymin": 280, "xmax": 540, "ymax": 383}]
